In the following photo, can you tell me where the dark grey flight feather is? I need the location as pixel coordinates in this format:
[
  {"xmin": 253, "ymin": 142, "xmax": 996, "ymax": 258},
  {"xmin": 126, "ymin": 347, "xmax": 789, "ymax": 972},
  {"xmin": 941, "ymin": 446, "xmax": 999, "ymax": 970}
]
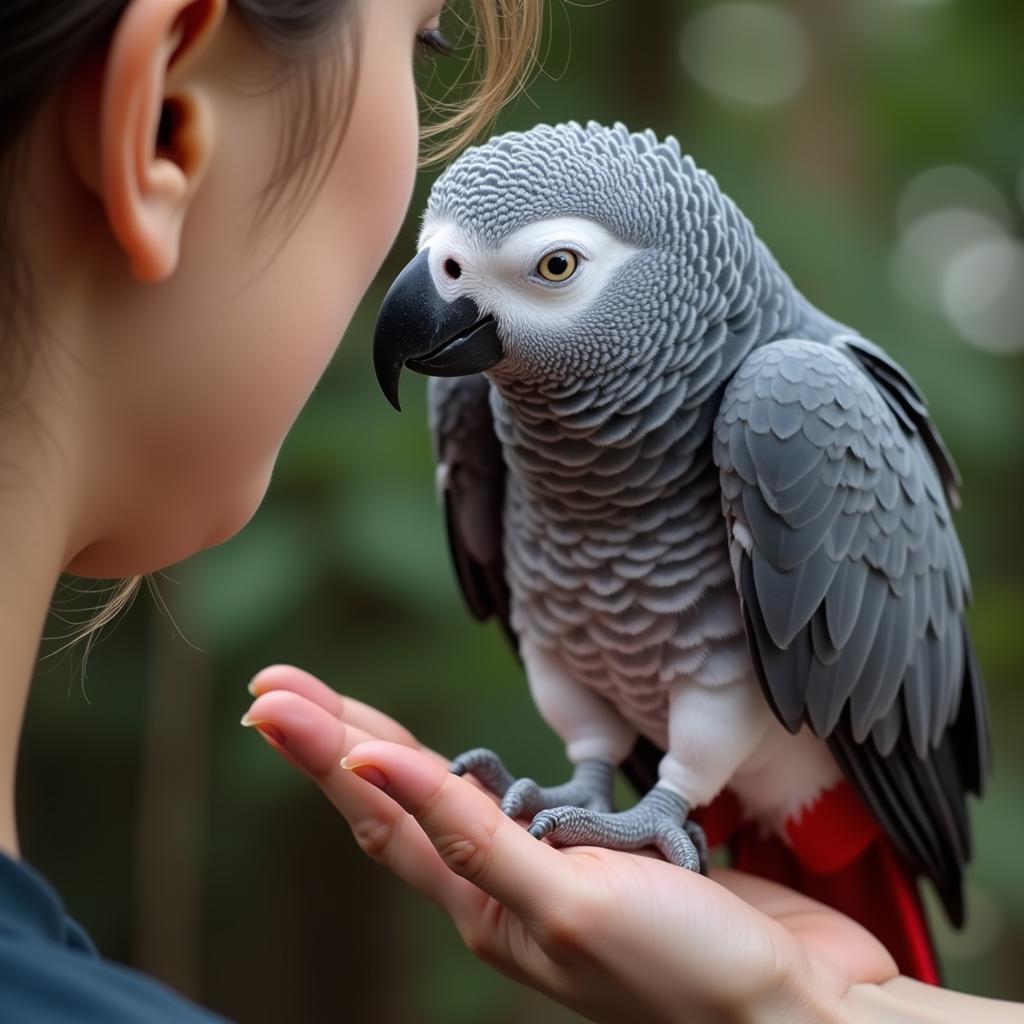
[
  {"xmin": 714, "ymin": 338, "xmax": 988, "ymax": 925},
  {"xmin": 842, "ymin": 336, "xmax": 963, "ymax": 509},
  {"xmin": 428, "ymin": 374, "xmax": 517, "ymax": 651}
]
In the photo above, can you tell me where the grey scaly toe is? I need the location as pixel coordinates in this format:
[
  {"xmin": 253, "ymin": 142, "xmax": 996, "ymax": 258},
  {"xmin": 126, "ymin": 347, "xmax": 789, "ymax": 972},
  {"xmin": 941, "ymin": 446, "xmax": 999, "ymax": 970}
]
[{"xmin": 527, "ymin": 785, "xmax": 708, "ymax": 874}]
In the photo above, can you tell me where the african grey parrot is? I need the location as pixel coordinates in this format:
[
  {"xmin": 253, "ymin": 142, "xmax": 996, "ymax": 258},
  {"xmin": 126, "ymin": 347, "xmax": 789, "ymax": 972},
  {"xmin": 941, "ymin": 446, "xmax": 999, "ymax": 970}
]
[{"xmin": 371, "ymin": 121, "xmax": 989, "ymax": 981}]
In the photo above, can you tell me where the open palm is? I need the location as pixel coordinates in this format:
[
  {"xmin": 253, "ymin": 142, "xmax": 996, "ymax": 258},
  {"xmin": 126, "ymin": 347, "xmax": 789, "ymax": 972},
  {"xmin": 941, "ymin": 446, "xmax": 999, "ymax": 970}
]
[{"xmin": 242, "ymin": 665, "xmax": 897, "ymax": 1024}]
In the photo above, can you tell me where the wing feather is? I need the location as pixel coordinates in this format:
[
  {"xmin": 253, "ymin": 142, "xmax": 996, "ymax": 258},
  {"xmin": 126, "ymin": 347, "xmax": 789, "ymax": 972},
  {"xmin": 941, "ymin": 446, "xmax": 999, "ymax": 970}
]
[
  {"xmin": 714, "ymin": 338, "xmax": 989, "ymax": 924},
  {"xmin": 427, "ymin": 375, "xmax": 516, "ymax": 650}
]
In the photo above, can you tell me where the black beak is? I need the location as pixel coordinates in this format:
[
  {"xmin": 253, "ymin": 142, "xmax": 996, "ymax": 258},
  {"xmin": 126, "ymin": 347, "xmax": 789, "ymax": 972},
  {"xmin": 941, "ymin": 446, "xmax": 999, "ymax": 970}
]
[{"xmin": 372, "ymin": 248, "xmax": 504, "ymax": 411}]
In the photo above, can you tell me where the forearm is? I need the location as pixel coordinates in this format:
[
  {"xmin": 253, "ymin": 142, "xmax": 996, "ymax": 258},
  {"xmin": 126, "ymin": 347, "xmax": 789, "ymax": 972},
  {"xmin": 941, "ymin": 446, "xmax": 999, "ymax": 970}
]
[
  {"xmin": 840, "ymin": 977, "xmax": 1024, "ymax": 1023},
  {"xmin": 735, "ymin": 973, "xmax": 1024, "ymax": 1024}
]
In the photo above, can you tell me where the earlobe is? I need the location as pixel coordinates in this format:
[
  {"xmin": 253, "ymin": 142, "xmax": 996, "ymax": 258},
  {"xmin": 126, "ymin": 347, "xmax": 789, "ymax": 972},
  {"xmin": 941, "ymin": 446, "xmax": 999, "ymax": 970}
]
[{"xmin": 87, "ymin": 0, "xmax": 226, "ymax": 283}]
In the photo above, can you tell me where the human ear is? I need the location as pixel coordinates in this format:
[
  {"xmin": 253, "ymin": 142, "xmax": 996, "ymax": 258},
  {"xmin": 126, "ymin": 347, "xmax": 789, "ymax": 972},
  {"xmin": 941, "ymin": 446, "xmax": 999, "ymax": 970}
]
[{"xmin": 66, "ymin": 0, "xmax": 227, "ymax": 283}]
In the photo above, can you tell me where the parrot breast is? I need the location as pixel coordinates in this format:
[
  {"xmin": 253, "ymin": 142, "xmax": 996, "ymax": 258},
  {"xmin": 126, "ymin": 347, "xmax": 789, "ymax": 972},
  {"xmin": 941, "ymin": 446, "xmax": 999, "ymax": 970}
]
[{"xmin": 495, "ymin": 385, "xmax": 753, "ymax": 747}]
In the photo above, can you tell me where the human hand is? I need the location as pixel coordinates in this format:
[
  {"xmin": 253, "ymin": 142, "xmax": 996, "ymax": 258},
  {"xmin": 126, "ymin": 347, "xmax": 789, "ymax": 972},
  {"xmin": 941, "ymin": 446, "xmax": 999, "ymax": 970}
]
[{"xmin": 242, "ymin": 665, "xmax": 897, "ymax": 1024}]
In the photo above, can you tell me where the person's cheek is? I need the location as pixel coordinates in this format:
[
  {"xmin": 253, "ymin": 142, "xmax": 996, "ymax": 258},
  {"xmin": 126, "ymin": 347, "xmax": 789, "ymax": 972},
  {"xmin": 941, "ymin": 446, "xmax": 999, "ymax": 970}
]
[{"xmin": 341, "ymin": 40, "xmax": 419, "ymax": 282}]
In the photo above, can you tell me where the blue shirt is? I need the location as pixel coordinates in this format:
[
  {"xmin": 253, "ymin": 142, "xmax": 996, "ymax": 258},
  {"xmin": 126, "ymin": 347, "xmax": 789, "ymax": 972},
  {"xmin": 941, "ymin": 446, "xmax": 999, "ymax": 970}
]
[{"xmin": 0, "ymin": 853, "xmax": 229, "ymax": 1022}]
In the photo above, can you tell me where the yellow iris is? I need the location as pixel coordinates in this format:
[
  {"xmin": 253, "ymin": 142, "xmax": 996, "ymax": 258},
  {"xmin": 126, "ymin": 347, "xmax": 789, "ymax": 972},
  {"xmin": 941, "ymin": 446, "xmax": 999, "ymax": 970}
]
[{"xmin": 537, "ymin": 249, "xmax": 578, "ymax": 282}]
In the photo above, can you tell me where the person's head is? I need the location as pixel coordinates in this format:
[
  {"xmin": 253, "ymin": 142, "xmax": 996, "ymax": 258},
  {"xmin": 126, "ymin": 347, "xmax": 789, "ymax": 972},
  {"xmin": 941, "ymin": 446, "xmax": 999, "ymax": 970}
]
[{"xmin": 0, "ymin": 0, "xmax": 540, "ymax": 578}]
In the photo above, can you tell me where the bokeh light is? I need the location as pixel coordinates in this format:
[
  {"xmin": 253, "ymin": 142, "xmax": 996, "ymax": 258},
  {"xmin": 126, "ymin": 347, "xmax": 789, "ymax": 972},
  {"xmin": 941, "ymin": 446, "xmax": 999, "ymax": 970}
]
[
  {"xmin": 889, "ymin": 165, "xmax": 1024, "ymax": 352},
  {"xmin": 942, "ymin": 238, "xmax": 1024, "ymax": 354},
  {"xmin": 891, "ymin": 207, "xmax": 1008, "ymax": 309},
  {"xmin": 678, "ymin": 2, "xmax": 810, "ymax": 109},
  {"xmin": 897, "ymin": 166, "xmax": 1012, "ymax": 231}
]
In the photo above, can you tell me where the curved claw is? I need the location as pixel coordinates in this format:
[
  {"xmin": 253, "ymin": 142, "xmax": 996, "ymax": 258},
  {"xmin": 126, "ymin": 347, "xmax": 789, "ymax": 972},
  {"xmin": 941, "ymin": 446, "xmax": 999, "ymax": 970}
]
[
  {"xmin": 501, "ymin": 778, "xmax": 545, "ymax": 818},
  {"xmin": 652, "ymin": 822, "xmax": 703, "ymax": 874},
  {"xmin": 527, "ymin": 810, "xmax": 568, "ymax": 841},
  {"xmin": 448, "ymin": 747, "xmax": 515, "ymax": 798},
  {"xmin": 684, "ymin": 819, "xmax": 709, "ymax": 876},
  {"xmin": 501, "ymin": 760, "xmax": 615, "ymax": 819},
  {"xmin": 449, "ymin": 750, "xmax": 616, "ymax": 821}
]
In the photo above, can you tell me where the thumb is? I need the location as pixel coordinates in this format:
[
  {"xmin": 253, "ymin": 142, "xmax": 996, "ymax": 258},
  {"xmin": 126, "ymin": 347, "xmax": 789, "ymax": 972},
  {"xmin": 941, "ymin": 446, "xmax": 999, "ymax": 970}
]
[{"xmin": 342, "ymin": 740, "xmax": 576, "ymax": 928}]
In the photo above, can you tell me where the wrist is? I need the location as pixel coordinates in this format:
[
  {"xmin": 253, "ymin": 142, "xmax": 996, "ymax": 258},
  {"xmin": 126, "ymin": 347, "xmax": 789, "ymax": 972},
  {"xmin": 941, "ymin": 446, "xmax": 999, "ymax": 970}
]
[
  {"xmin": 728, "ymin": 958, "xmax": 847, "ymax": 1024},
  {"xmin": 841, "ymin": 979, "xmax": 946, "ymax": 1023},
  {"xmin": 840, "ymin": 976, "xmax": 1024, "ymax": 1024}
]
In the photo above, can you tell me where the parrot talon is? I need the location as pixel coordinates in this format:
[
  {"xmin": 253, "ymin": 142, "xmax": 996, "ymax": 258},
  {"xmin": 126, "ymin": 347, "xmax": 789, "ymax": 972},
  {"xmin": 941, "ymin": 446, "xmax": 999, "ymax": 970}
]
[
  {"xmin": 501, "ymin": 778, "xmax": 545, "ymax": 818},
  {"xmin": 500, "ymin": 759, "xmax": 615, "ymax": 819},
  {"xmin": 448, "ymin": 747, "xmax": 516, "ymax": 798},
  {"xmin": 449, "ymin": 749, "xmax": 616, "ymax": 818},
  {"xmin": 684, "ymin": 819, "xmax": 710, "ymax": 875},
  {"xmin": 526, "ymin": 784, "xmax": 707, "ymax": 874}
]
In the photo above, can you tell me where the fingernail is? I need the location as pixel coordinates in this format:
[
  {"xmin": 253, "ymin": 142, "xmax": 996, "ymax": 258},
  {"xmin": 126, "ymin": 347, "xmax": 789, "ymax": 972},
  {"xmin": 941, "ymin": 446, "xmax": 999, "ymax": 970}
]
[
  {"xmin": 341, "ymin": 756, "xmax": 389, "ymax": 792},
  {"xmin": 240, "ymin": 712, "xmax": 286, "ymax": 747},
  {"xmin": 246, "ymin": 678, "xmax": 261, "ymax": 697}
]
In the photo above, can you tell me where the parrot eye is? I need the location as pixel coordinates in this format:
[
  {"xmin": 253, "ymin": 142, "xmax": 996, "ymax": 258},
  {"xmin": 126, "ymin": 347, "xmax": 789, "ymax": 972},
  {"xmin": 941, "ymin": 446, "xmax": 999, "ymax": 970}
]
[{"xmin": 536, "ymin": 249, "xmax": 580, "ymax": 283}]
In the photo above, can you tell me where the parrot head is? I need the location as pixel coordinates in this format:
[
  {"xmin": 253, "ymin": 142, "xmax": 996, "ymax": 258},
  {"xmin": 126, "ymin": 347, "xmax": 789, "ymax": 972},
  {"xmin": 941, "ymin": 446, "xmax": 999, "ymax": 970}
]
[{"xmin": 373, "ymin": 121, "xmax": 758, "ymax": 411}]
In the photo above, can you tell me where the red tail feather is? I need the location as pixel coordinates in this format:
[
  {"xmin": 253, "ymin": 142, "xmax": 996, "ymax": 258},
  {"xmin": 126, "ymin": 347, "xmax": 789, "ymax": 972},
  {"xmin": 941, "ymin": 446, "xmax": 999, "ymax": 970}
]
[{"xmin": 692, "ymin": 782, "xmax": 941, "ymax": 984}]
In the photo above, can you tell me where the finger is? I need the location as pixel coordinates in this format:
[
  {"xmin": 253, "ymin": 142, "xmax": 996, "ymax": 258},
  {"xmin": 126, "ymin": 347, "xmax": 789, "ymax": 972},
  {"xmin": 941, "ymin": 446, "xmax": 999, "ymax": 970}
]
[
  {"xmin": 249, "ymin": 664, "xmax": 345, "ymax": 715},
  {"xmin": 244, "ymin": 675, "xmax": 490, "ymax": 793},
  {"xmin": 248, "ymin": 664, "xmax": 426, "ymax": 753},
  {"xmin": 241, "ymin": 689, "xmax": 344, "ymax": 778},
  {"xmin": 242, "ymin": 690, "xmax": 481, "ymax": 916},
  {"xmin": 341, "ymin": 739, "xmax": 578, "ymax": 930}
]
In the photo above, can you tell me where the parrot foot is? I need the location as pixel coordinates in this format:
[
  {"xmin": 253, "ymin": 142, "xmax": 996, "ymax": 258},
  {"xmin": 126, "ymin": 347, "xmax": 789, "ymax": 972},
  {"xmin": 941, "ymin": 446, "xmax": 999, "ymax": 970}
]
[
  {"xmin": 527, "ymin": 785, "xmax": 708, "ymax": 874},
  {"xmin": 500, "ymin": 759, "xmax": 615, "ymax": 819},
  {"xmin": 448, "ymin": 747, "xmax": 516, "ymax": 797},
  {"xmin": 448, "ymin": 748, "xmax": 615, "ymax": 818}
]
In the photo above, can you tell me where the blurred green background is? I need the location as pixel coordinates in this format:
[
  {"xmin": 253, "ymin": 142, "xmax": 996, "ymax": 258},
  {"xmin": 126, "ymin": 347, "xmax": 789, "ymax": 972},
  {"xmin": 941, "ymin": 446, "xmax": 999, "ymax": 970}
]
[{"xmin": 17, "ymin": 0, "xmax": 1024, "ymax": 1020}]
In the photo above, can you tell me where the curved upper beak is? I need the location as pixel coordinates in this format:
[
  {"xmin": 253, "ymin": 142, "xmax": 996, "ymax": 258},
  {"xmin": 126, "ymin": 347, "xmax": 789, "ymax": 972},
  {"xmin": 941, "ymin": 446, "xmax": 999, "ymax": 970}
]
[{"xmin": 372, "ymin": 248, "xmax": 504, "ymax": 411}]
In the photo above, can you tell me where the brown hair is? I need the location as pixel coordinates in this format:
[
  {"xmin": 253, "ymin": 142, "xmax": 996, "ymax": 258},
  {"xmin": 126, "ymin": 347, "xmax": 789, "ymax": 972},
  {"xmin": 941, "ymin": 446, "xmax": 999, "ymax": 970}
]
[
  {"xmin": 421, "ymin": 0, "xmax": 544, "ymax": 165},
  {"xmin": 0, "ymin": 0, "xmax": 543, "ymax": 635}
]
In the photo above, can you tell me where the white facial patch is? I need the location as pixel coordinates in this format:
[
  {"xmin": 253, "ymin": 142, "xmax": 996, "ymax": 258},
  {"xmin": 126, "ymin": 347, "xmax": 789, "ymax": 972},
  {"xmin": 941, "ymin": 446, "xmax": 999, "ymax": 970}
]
[{"xmin": 417, "ymin": 216, "xmax": 642, "ymax": 334}]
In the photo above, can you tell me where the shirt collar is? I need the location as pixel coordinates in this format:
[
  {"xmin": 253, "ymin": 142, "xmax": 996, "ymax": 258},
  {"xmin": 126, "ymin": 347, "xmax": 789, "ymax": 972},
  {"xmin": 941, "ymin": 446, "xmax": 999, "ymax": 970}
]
[{"xmin": 0, "ymin": 851, "xmax": 73, "ymax": 945}]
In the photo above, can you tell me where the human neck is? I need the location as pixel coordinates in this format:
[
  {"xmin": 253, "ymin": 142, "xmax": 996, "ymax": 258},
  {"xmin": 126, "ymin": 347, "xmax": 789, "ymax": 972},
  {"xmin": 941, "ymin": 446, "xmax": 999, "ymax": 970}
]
[{"xmin": 0, "ymin": 419, "xmax": 78, "ymax": 858}]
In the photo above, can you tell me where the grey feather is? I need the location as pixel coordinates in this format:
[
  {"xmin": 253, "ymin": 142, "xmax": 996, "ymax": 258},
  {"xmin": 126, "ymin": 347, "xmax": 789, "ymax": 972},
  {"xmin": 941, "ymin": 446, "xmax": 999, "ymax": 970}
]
[
  {"xmin": 824, "ymin": 558, "xmax": 870, "ymax": 649},
  {"xmin": 714, "ymin": 337, "xmax": 986, "ymax": 923},
  {"xmin": 427, "ymin": 375, "xmax": 513, "ymax": 644},
  {"xmin": 871, "ymin": 697, "xmax": 903, "ymax": 758}
]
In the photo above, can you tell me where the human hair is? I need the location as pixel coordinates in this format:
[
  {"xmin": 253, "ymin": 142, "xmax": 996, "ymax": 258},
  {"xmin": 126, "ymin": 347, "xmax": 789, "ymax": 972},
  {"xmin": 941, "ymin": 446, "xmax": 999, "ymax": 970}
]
[{"xmin": 0, "ymin": 0, "xmax": 543, "ymax": 636}]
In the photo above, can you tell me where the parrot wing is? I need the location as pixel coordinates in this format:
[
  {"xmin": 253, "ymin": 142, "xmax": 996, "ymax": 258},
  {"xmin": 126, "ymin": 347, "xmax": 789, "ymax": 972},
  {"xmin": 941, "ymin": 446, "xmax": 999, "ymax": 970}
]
[
  {"xmin": 427, "ymin": 374, "xmax": 517, "ymax": 650},
  {"xmin": 712, "ymin": 337, "xmax": 990, "ymax": 926}
]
